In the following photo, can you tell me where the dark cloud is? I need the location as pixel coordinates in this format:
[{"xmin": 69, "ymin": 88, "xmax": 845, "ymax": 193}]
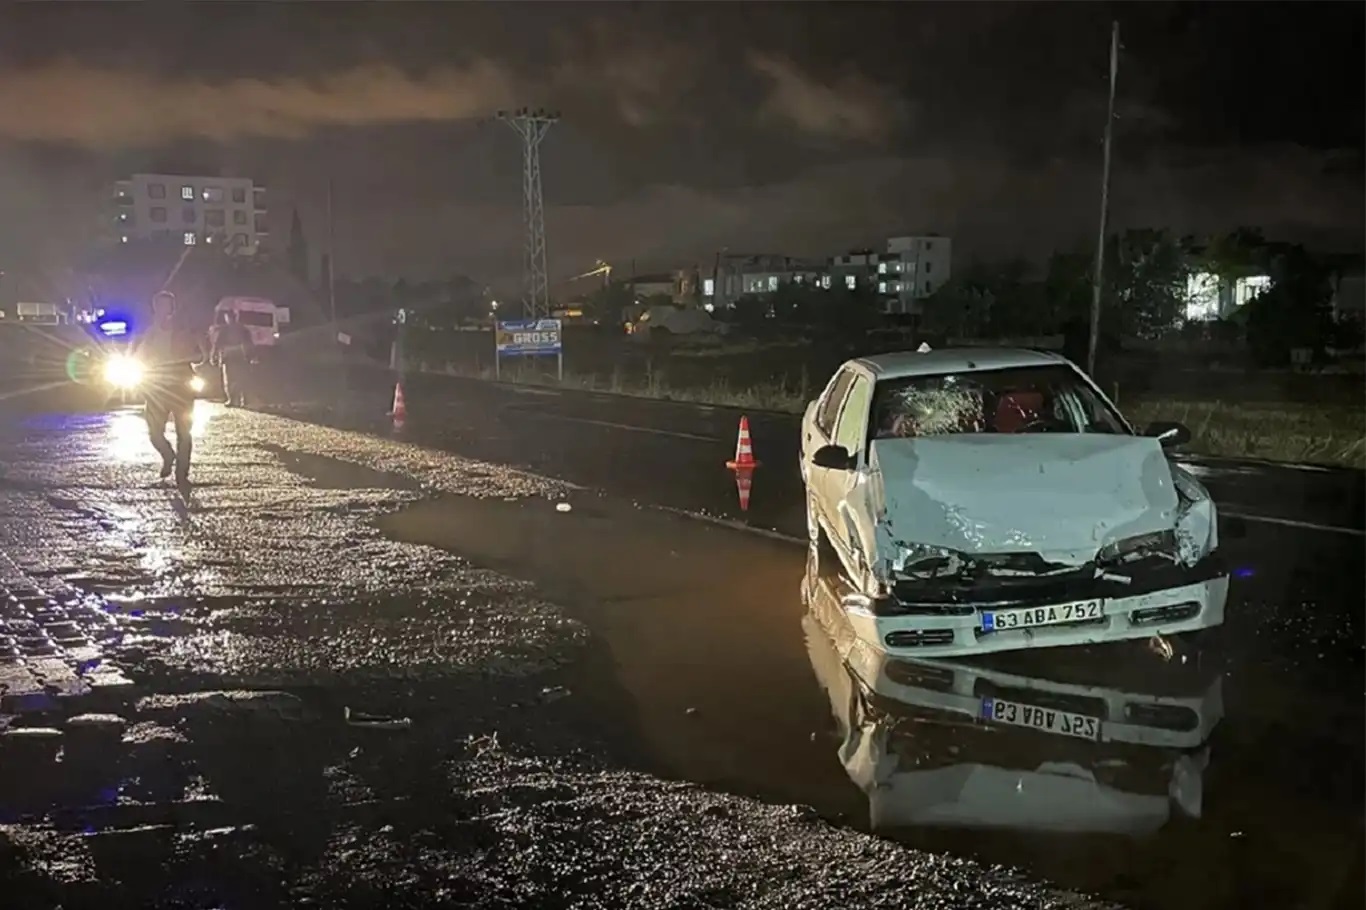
[
  {"xmin": 0, "ymin": 3, "xmax": 1358, "ymax": 289},
  {"xmin": 0, "ymin": 60, "xmax": 517, "ymax": 146},
  {"xmin": 746, "ymin": 53, "xmax": 906, "ymax": 143}
]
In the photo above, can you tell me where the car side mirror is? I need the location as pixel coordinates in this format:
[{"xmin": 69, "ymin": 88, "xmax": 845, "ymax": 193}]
[
  {"xmin": 812, "ymin": 444, "xmax": 856, "ymax": 470},
  {"xmin": 1145, "ymin": 421, "xmax": 1192, "ymax": 448}
]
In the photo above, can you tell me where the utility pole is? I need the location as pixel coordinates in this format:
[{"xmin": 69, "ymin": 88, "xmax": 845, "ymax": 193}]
[
  {"xmin": 326, "ymin": 177, "xmax": 337, "ymax": 326},
  {"xmin": 497, "ymin": 108, "xmax": 559, "ymax": 319},
  {"xmin": 1088, "ymin": 20, "xmax": 1120, "ymax": 376}
]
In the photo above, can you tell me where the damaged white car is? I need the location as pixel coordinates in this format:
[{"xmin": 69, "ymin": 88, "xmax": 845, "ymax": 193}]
[{"xmin": 799, "ymin": 347, "xmax": 1228, "ymax": 657}]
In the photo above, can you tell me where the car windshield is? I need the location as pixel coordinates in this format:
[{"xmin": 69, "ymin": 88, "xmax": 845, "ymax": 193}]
[{"xmin": 870, "ymin": 364, "xmax": 1128, "ymax": 440}]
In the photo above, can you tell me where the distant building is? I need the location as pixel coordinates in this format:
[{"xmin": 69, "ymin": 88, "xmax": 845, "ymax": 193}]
[
  {"xmin": 703, "ymin": 254, "xmax": 829, "ymax": 309},
  {"xmin": 112, "ymin": 173, "xmax": 268, "ymax": 255},
  {"xmin": 1326, "ymin": 255, "xmax": 1365, "ymax": 322},
  {"xmin": 696, "ymin": 235, "xmax": 952, "ymax": 317},
  {"xmin": 831, "ymin": 235, "xmax": 953, "ymax": 315},
  {"xmin": 624, "ymin": 273, "xmax": 678, "ymax": 302}
]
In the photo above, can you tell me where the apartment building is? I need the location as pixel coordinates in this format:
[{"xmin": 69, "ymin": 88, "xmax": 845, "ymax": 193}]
[
  {"xmin": 829, "ymin": 235, "xmax": 953, "ymax": 315},
  {"xmin": 113, "ymin": 174, "xmax": 267, "ymax": 255},
  {"xmin": 703, "ymin": 254, "xmax": 831, "ymax": 309}
]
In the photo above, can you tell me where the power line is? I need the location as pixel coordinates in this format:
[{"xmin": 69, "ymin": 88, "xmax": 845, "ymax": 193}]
[{"xmin": 497, "ymin": 108, "xmax": 559, "ymax": 320}]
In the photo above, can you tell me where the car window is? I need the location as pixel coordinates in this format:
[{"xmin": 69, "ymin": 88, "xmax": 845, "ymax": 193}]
[
  {"xmin": 815, "ymin": 369, "xmax": 855, "ymax": 438},
  {"xmin": 833, "ymin": 375, "xmax": 872, "ymax": 458},
  {"xmin": 870, "ymin": 365, "xmax": 1128, "ymax": 440}
]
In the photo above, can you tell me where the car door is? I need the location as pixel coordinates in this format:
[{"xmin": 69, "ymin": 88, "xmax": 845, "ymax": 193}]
[
  {"xmin": 804, "ymin": 367, "xmax": 856, "ymax": 528},
  {"xmin": 819, "ymin": 372, "xmax": 875, "ymax": 572},
  {"xmin": 805, "ymin": 369, "xmax": 855, "ymax": 458}
]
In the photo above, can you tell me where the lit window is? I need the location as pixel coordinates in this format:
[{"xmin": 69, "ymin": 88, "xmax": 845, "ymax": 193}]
[
  {"xmin": 203, "ymin": 186, "xmax": 224, "ymax": 203},
  {"xmin": 845, "ymin": 275, "xmax": 856, "ymax": 290},
  {"xmin": 183, "ymin": 232, "xmax": 197, "ymax": 245},
  {"xmin": 820, "ymin": 275, "xmax": 831, "ymax": 289},
  {"xmin": 794, "ymin": 274, "xmax": 804, "ymax": 283},
  {"xmin": 702, "ymin": 278, "xmax": 715, "ymax": 296},
  {"xmin": 120, "ymin": 235, "xmax": 128, "ymax": 244},
  {"xmin": 181, "ymin": 185, "xmax": 194, "ymax": 200},
  {"xmin": 877, "ymin": 262, "xmax": 887, "ymax": 274},
  {"xmin": 878, "ymin": 281, "xmax": 887, "ymax": 293},
  {"xmin": 893, "ymin": 262, "xmax": 902, "ymax": 272},
  {"xmin": 767, "ymin": 276, "xmax": 778, "ymax": 292},
  {"xmin": 149, "ymin": 183, "xmax": 166, "ymax": 199},
  {"xmin": 1184, "ymin": 272, "xmax": 1220, "ymax": 321}
]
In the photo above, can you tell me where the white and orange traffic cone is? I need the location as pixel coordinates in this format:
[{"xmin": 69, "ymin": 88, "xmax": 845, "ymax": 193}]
[
  {"xmin": 391, "ymin": 381, "xmax": 407, "ymax": 431},
  {"xmin": 734, "ymin": 468, "xmax": 754, "ymax": 512},
  {"xmin": 725, "ymin": 416, "xmax": 760, "ymax": 470}
]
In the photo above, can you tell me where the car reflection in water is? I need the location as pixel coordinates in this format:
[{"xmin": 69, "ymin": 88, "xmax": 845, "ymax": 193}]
[{"xmin": 802, "ymin": 551, "xmax": 1223, "ymax": 837}]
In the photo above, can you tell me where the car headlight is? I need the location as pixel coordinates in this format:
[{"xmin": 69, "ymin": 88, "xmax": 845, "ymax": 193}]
[
  {"xmin": 1098, "ymin": 530, "xmax": 1179, "ymax": 566},
  {"xmin": 102, "ymin": 354, "xmax": 144, "ymax": 389},
  {"xmin": 1170, "ymin": 466, "xmax": 1217, "ymax": 566},
  {"xmin": 893, "ymin": 541, "xmax": 963, "ymax": 577}
]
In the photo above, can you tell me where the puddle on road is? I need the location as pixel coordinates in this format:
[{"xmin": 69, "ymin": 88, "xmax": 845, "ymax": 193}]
[{"xmin": 380, "ymin": 488, "xmax": 1365, "ymax": 910}]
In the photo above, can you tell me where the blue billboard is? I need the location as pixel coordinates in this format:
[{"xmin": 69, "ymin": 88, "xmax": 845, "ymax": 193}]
[{"xmin": 495, "ymin": 318, "xmax": 562, "ymax": 356}]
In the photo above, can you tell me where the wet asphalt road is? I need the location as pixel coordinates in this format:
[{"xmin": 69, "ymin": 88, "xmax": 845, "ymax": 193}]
[
  {"xmin": 271, "ymin": 368, "xmax": 1365, "ymax": 908},
  {"xmin": 0, "ymin": 397, "xmax": 1121, "ymax": 910},
  {"xmin": 0, "ymin": 372, "xmax": 1362, "ymax": 909},
  {"xmin": 312, "ymin": 369, "xmax": 1366, "ymax": 541}
]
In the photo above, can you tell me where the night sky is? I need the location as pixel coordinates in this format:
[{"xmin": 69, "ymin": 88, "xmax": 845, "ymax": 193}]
[{"xmin": 0, "ymin": 2, "xmax": 1360, "ymax": 290}]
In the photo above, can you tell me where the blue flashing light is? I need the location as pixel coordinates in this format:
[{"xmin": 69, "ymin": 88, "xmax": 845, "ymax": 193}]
[
  {"xmin": 1234, "ymin": 566, "xmax": 1255, "ymax": 579},
  {"xmin": 98, "ymin": 320, "xmax": 128, "ymax": 337}
]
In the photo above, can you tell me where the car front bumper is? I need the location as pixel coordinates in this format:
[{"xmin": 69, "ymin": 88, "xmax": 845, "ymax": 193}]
[{"xmin": 845, "ymin": 562, "xmax": 1229, "ymax": 659}]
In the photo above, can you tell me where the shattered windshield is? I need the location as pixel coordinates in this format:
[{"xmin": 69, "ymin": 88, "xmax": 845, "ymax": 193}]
[{"xmin": 870, "ymin": 365, "xmax": 1128, "ymax": 439}]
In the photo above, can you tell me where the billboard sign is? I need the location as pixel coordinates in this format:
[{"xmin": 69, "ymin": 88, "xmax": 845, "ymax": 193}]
[{"xmin": 495, "ymin": 318, "xmax": 562, "ymax": 356}]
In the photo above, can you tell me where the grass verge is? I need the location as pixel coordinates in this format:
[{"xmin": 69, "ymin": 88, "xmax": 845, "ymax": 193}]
[{"xmin": 435, "ymin": 361, "xmax": 1366, "ymax": 469}]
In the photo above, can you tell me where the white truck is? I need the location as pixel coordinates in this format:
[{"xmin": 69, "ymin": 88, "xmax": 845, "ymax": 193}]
[{"xmin": 213, "ymin": 297, "xmax": 291, "ymax": 347}]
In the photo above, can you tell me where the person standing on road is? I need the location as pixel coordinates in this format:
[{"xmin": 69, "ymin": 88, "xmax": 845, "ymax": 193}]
[
  {"xmin": 138, "ymin": 291, "xmax": 205, "ymax": 486},
  {"xmin": 209, "ymin": 309, "xmax": 254, "ymax": 407}
]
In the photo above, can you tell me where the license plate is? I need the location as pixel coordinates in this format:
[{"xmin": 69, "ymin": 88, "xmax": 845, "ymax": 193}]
[
  {"xmin": 981, "ymin": 697, "xmax": 1101, "ymax": 741},
  {"xmin": 982, "ymin": 599, "xmax": 1102, "ymax": 632}
]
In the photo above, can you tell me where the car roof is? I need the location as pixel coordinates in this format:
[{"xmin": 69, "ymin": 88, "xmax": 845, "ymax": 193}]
[{"xmin": 853, "ymin": 347, "xmax": 1069, "ymax": 380}]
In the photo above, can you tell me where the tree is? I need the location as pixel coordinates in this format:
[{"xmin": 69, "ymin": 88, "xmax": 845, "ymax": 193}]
[
  {"xmin": 1243, "ymin": 244, "xmax": 1334, "ymax": 366},
  {"xmin": 583, "ymin": 280, "xmax": 634, "ymax": 326},
  {"xmin": 1196, "ymin": 227, "xmax": 1268, "ymax": 282},
  {"xmin": 1106, "ymin": 228, "xmax": 1189, "ymax": 340},
  {"xmin": 287, "ymin": 210, "xmax": 309, "ymax": 286}
]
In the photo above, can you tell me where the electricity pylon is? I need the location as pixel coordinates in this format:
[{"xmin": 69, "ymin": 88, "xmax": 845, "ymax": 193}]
[{"xmin": 497, "ymin": 108, "xmax": 559, "ymax": 319}]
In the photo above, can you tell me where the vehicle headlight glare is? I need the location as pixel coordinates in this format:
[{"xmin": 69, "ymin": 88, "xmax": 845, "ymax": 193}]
[{"xmin": 103, "ymin": 354, "xmax": 144, "ymax": 389}]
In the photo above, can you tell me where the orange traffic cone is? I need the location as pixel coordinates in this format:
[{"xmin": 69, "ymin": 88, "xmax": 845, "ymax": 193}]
[
  {"xmin": 734, "ymin": 468, "xmax": 754, "ymax": 512},
  {"xmin": 725, "ymin": 416, "xmax": 760, "ymax": 470},
  {"xmin": 391, "ymin": 381, "xmax": 407, "ymax": 430}
]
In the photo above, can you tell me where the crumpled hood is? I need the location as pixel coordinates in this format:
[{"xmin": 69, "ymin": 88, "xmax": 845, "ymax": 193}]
[{"xmin": 869, "ymin": 434, "xmax": 1179, "ymax": 561}]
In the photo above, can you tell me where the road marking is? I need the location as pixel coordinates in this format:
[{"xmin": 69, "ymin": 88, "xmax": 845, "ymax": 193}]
[
  {"xmin": 523, "ymin": 411, "xmax": 721, "ymax": 442},
  {"xmin": 1223, "ymin": 510, "xmax": 1364, "ymax": 537},
  {"xmin": 650, "ymin": 504, "xmax": 806, "ymax": 545}
]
